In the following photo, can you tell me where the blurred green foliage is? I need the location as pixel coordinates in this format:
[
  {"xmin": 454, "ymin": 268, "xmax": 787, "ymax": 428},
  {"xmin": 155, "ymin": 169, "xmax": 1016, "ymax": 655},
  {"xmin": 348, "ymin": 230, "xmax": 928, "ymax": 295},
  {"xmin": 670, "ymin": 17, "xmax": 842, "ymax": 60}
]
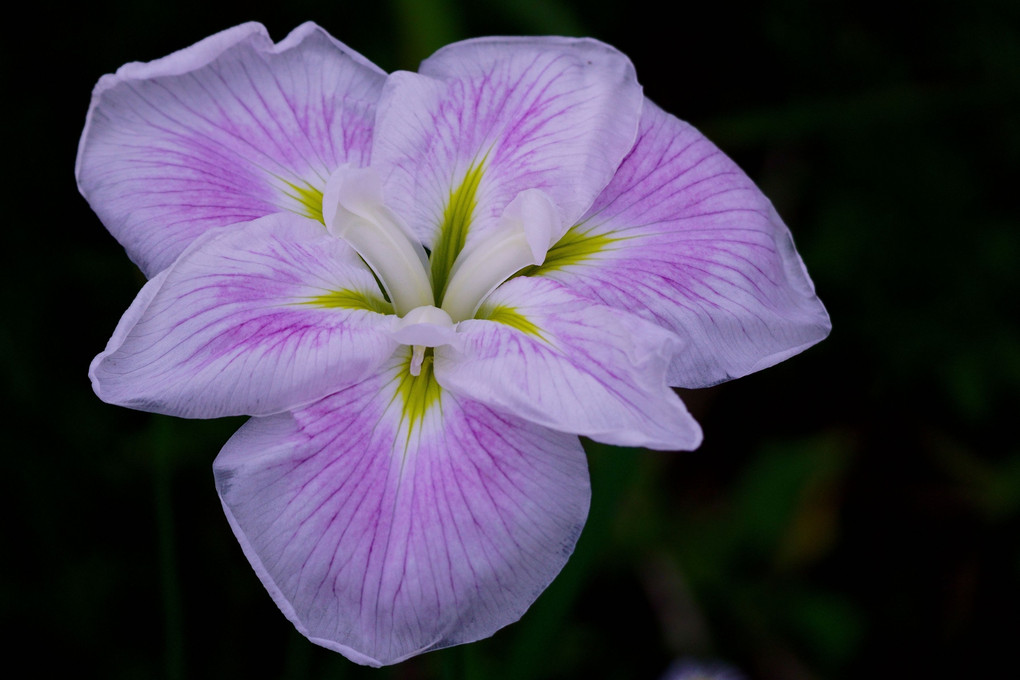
[{"xmin": 3, "ymin": 0, "xmax": 1018, "ymax": 678}]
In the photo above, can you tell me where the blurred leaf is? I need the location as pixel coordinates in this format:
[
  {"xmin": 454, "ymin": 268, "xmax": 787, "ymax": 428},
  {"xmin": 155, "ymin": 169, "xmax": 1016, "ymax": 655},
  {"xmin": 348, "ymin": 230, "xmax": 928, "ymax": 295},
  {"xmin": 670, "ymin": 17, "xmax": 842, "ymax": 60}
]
[
  {"xmin": 783, "ymin": 588, "xmax": 863, "ymax": 668},
  {"xmin": 152, "ymin": 416, "xmax": 185, "ymax": 680},
  {"xmin": 932, "ymin": 432, "xmax": 1020, "ymax": 518},
  {"xmin": 733, "ymin": 433, "xmax": 849, "ymax": 568},
  {"xmin": 487, "ymin": 0, "xmax": 585, "ymax": 36},
  {"xmin": 391, "ymin": 0, "xmax": 466, "ymax": 67},
  {"xmin": 501, "ymin": 441, "xmax": 642, "ymax": 680}
]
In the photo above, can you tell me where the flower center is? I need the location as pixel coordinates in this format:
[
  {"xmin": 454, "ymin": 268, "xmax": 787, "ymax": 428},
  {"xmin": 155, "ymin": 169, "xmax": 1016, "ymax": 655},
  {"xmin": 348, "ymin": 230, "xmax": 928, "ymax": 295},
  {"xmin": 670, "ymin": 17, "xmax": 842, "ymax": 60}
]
[
  {"xmin": 324, "ymin": 165, "xmax": 561, "ymax": 334},
  {"xmin": 322, "ymin": 165, "xmax": 433, "ymax": 314},
  {"xmin": 389, "ymin": 305, "xmax": 457, "ymax": 376}
]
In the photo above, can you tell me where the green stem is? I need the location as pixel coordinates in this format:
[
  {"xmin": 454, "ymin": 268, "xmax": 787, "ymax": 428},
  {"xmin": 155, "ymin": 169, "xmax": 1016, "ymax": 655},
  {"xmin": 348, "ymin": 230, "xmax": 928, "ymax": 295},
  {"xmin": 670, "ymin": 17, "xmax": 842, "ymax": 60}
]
[{"xmin": 153, "ymin": 416, "xmax": 184, "ymax": 680}]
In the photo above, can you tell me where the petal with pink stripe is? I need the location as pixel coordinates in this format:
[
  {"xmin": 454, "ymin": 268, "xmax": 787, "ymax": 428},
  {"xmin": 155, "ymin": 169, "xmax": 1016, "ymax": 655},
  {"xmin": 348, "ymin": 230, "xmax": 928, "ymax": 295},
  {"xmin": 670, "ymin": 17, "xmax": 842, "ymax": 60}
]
[
  {"xmin": 214, "ymin": 352, "xmax": 589, "ymax": 666},
  {"xmin": 77, "ymin": 22, "xmax": 385, "ymax": 276},
  {"xmin": 91, "ymin": 212, "xmax": 396, "ymax": 418},
  {"xmin": 536, "ymin": 100, "xmax": 831, "ymax": 387},
  {"xmin": 369, "ymin": 37, "xmax": 643, "ymax": 301},
  {"xmin": 436, "ymin": 277, "xmax": 701, "ymax": 450}
]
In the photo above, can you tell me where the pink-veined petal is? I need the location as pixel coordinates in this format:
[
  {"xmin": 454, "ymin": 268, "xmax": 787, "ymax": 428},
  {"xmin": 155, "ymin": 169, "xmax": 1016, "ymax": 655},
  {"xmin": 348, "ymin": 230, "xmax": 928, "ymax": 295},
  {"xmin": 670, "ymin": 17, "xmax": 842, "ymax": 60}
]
[
  {"xmin": 213, "ymin": 353, "xmax": 589, "ymax": 666},
  {"xmin": 540, "ymin": 100, "xmax": 831, "ymax": 387},
  {"xmin": 370, "ymin": 37, "xmax": 643, "ymax": 298},
  {"xmin": 436, "ymin": 277, "xmax": 702, "ymax": 450},
  {"xmin": 77, "ymin": 22, "xmax": 385, "ymax": 277},
  {"xmin": 90, "ymin": 212, "xmax": 397, "ymax": 418}
]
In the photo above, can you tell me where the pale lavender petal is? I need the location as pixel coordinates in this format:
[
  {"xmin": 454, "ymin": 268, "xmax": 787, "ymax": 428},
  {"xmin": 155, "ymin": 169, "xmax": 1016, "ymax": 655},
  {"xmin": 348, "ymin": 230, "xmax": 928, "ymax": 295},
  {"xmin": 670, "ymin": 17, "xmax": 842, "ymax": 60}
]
[
  {"xmin": 370, "ymin": 37, "xmax": 643, "ymax": 287},
  {"xmin": 214, "ymin": 354, "xmax": 589, "ymax": 666},
  {"xmin": 541, "ymin": 100, "xmax": 831, "ymax": 387},
  {"xmin": 91, "ymin": 212, "xmax": 397, "ymax": 418},
  {"xmin": 77, "ymin": 22, "xmax": 385, "ymax": 276},
  {"xmin": 436, "ymin": 277, "xmax": 702, "ymax": 450},
  {"xmin": 662, "ymin": 659, "xmax": 748, "ymax": 680}
]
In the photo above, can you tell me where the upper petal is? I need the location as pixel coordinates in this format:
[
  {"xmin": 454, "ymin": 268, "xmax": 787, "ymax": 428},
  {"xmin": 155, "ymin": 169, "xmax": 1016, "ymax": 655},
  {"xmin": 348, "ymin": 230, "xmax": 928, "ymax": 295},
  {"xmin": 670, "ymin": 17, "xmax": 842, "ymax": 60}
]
[
  {"xmin": 91, "ymin": 212, "xmax": 397, "ymax": 418},
  {"xmin": 214, "ymin": 351, "xmax": 590, "ymax": 666},
  {"xmin": 436, "ymin": 277, "xmax": 702, "ymax": 450},
  {"xmin": 369, "ymin": 37, "xmax": 643, "ymax": 300},
  {"xmin": 536, "ymin": 100, "xmax": 831, "ymax": 387},
  {"xmin": 77, "ymin": 22, "xmax": 386, "ymax": 277}
]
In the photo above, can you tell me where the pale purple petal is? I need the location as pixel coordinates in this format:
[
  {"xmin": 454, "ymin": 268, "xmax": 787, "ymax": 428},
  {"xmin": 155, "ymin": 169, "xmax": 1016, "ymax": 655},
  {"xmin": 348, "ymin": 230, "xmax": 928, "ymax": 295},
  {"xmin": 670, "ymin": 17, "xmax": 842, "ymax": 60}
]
[
  {"xmin": 91, "ymin": 212, "xmax": 397, "ymax": 418},
  {"xmin": 541, "ymin": 100, "xmax": 831, "ymax": 387},
  {"xmin": 371, "ymin": 37, "xmax": 643, "ymax": 270},
  {"xmin": 214, "ymin": 354, "xmax": 589, "ymax": 666},
  {"xmin": 436, "ymin": 277, "xmax": 702, "ymax": 450},
  {"xmin": 77, "ymin": 22, "xmax": 385, "ymax": 276}
]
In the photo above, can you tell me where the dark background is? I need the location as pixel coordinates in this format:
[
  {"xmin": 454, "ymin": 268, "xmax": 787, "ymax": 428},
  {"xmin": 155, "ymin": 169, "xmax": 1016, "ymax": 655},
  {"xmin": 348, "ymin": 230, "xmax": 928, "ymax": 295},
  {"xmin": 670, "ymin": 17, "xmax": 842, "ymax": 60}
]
[{"xmin": 4, "ymin": 0, "xmax": 1018, "ymax": 678}]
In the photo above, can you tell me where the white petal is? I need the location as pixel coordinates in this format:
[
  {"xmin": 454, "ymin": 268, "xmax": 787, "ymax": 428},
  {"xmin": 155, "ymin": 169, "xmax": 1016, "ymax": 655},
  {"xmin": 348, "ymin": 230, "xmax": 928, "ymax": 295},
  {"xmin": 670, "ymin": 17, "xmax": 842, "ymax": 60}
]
[
  {"xmin": 91, "ymin": 213, "xmax": 396, "ymax": 418},
  {"xmin": 214, "ymin": 353, "xmax": 590, "ymax": 665},
  {"xmin": 77, "ymin": 22, "xmax": 385, "ymax": 276},
  {"xmin": 370, "ymin": 37, "xmax": 643, "ymax": 300},
  {"xmin": 540, "ymin": 101, "xmax": 831, "ymax": 387},
  {"xmin": 441, "ymin": 189, "xmax": 559, "ymax": 321},
  {"xmin": 323, "ymin": 165, "xmax": 433, "ymax": 314},
  {"xmin": 436, "ymin": 277, "xmax": 702, "ymax": 450}
]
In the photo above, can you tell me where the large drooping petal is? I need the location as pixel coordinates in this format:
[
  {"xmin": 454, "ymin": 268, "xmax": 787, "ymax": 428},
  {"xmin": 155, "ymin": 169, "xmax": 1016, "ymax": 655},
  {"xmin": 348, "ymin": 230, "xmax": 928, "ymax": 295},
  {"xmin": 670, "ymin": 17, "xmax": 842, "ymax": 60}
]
[
  {"xmin": 535, "ymin": 100, "xmax": 831, "ymax": 388},
  {"xmin": 214, "ymin": 352, "xmax": 590, "ymax": 666},
  {"xmin": 369, "ymin": 37, "xmax": 643, "ymax": 301},
  {"xmin": 436, "ymin": 277, "xmax": 702, "ymax": 450},
  {"xmin": 76, "ymin": 22, "xmax": 385, "ymax": 277},
  {"xmin": 91, "ymin": 213, "xmax": 396, "ymax": 418}
]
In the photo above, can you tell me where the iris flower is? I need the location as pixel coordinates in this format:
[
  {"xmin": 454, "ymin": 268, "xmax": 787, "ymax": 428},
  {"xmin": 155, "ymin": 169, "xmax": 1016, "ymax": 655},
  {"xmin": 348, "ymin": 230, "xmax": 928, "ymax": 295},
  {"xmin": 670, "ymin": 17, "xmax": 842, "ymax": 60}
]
[{"xmin": 78, "ymin": 23, "xmax": 829, "ymax": 666}]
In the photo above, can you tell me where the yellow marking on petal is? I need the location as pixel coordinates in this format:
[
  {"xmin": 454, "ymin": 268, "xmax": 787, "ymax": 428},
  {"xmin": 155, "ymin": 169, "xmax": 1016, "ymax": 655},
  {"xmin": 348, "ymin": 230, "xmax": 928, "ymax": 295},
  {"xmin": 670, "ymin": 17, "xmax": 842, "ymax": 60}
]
[
  {"xmin": 395, "ymin": 348, "xmax": 442, "ymax": 431},
  {"xmin": 300, "ymin": 289, "xmax": 393, "ymax": 314},
  {"xmin": 522, "ymin": 225, "xmax": 622, "ymax": 276},
  {"xmin": 431, "ymin": 156, "xmax": 487, "ymax": 304},
  {"xmin": 282, "ymin": 182, "xmax": 325, "ymax": 223},
  {"xmin": 477, "ymin": 305, "xmax": 545, "ymax": 340}
]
